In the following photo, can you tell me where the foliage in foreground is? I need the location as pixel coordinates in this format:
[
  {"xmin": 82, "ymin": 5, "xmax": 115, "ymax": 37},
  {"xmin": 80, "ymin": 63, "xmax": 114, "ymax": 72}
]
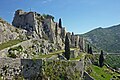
[
  {"xmin": 42, "ymin": 60, "xmax": 82, "ymax": 80},
  {"xmin": 86, "ymin": 65, "xmax": 120, "ymax": 80},
  {"xmin": 0, "ymin": 39, "xmax": 23, "ymax": 50},
  {"xmin": 105, "ymin": 54, "xmax": 120, "ymax": 69}
]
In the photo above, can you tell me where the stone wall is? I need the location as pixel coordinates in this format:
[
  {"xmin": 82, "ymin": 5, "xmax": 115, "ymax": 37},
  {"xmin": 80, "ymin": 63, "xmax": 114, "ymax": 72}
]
[
  {"xmin": 12, "ymin": 10, "xmax": 35, "ymax": 32},
  {"xmin": 12, "ymin": 10, "xmax": 85, "ymax": 51},
  {"xmin": 0, "ymin": 58, "xmax": 21, "ymax": 80},
  {"xmin": 0, "ymin": 58, "xmax": 84, "ymax": 80}
]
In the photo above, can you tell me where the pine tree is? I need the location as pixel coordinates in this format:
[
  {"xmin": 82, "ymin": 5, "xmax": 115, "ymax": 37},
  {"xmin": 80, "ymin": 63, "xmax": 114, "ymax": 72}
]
[
  {"xmin": 87, "ymin": 44, "xmax": 90, "ymax": 53},
  {"xmin": 99, "ymin": 50, "xmax": 104, "ymax": 67},
  {"xmin": 75, "ymin": 41, "xmax": 77, "ymax": 47},
  {"xmin": 59, "ymin": 18, "xmax": 62, "ymax": 28},
  {"xmin": 72, "ymin": 32, "xmax": 74, "ymax": 35},
  {"xmin": 89, "ymin": 47, "xmax": 93, "ymax": 54},
  {"xmin": 55, "ymin": 23, "xmax": 58, "ymax": 38},
  {"xmin": 64, "ymin": 34, "xmax": 70, "ymax": 60}
]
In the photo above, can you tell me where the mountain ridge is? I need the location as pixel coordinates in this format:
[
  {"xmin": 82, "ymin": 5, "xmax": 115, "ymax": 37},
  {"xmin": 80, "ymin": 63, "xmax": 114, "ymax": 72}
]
[{"xmin": 82, "ymin": 24, "xmax": 120, "ymax": 53}]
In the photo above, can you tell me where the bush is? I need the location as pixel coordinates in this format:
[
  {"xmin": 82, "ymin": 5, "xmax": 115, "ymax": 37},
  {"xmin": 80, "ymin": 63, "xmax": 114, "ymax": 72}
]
[{"xmin": 7, "ymin": 53, "xmax": 17, "ymax": 58}]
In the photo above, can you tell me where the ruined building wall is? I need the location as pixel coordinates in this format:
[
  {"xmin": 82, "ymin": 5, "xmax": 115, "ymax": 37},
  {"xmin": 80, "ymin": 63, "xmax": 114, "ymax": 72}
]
[{"xmin": 12, "ymin": 10, "xmax": 85, "ymax": 50}]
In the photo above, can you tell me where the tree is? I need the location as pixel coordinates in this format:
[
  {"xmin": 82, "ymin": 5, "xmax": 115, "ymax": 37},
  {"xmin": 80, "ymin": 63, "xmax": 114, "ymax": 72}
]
[
  {"xmin": 75, "ymin": 41, "xmax": 77, "ymax": 47},
  {"xmin": 55, "ymin": 23, "xmax": 58, "ymax": 38},
  {"xmin": 72, "ymin": 32, "xmax": 74, "ymax": 35},
  {"xmin": 64, "ymin": 34, "xmax": 70, "ymax": 60},
  {"xmin": 89, "ymin": 47, "xmax": 93, "ymax": 54},
  {"xmin": 87, "ymin": 44, "xmax": 90, "ymax": 53},
  {"xmin": 99, "ymin": 50, "xmax": 104, "ymax": 67},
  {"xmin": 42, "ymin": 14, "xmax": 54, "ymax": 20},
  {"xmin": 59, "ymin": 18, "xmax": 62, "ymax": 28}
]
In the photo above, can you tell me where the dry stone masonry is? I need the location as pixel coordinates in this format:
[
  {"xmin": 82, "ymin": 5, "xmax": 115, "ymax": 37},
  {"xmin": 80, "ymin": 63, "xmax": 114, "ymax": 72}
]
[{"xmin": 0, "ymin": 58, "xmax": 84, "ymax": 80}]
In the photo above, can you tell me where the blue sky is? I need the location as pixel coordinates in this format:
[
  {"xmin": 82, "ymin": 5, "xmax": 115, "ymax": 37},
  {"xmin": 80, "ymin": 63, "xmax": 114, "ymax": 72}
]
[{"xmin": 0, "ymin": 0, "xmax": 120, "ymax": 34}]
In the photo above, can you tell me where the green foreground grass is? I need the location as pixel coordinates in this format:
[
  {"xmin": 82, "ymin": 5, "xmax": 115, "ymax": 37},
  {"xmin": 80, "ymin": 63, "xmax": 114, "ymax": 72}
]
[
  {"xmin": 34, "ymin": 50, "xmax": 65, "ymax": 59},
  {"xmin": 0, "ymin": 39, "xmax": 23, "ymax": 50},
  {"xmin": 105, "ymin": 54, "xmax": 120, "ymax": 69},
  {"xmin": 89, "ymin": 65, "xmax": 120, "ymax": 80}
]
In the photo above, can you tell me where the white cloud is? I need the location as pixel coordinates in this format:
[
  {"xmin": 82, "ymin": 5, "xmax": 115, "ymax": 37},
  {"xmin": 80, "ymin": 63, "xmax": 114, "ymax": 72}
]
[{"xmin": 42, "ymin": 0, "xmax": 53, "ymax": 4}]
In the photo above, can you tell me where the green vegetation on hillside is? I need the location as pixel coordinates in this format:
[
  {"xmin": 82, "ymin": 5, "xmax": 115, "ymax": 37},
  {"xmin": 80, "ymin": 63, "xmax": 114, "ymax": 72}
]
[
  {"xmin": 0, "ymin": 39, "xmax": 23, "ymax": 50},
  {"xmin": 85, "ymin": 53, "xmax": 120, "ymax": 80},
  {"xmin": 89, "ymin": 65, "xmax": 119, "ymax": 80},
  {"xmin": 105, "ymin": 54, "xmax": 120, "ymax": 69},
  {"xmin": 7, "ymin": 45, "xmax": 23, "ymax": 58},
  {"xmin": 82, "ymin": 25, "xmax": 120, "ymax": 53},
  {"xmin": 42, "ymin": 60, "xmax": 82, "ymax": 80}
]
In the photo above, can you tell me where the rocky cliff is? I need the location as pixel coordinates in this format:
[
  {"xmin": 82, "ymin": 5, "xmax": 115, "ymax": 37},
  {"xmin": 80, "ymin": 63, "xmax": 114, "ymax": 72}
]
[
  {"xmin": 12, "ymin": 10, "xmax": 85, "ymax": 48},
  {"xmin": 0, "ymin": 9, "xmax": 85, "ymax": 59},
  {"xmin": 0, "ymin": 17, "xmax": 26, "ymax": 44}
]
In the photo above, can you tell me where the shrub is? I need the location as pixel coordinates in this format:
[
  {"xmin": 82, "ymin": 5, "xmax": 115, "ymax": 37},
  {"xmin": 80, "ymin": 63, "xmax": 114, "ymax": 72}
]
[{"xmin": 7, "ymin": 53, "xmax": 17, "ymax": 58}]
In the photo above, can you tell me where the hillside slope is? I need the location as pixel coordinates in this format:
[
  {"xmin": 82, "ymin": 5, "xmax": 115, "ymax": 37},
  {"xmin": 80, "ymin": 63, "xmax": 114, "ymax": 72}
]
[
  {"xmin": 82, "ymin": 25, "xmax": 120, "ymax": 53},
  {"xmin": 0, "ymin": 10, "xmax": 85, "ymax": 59},
  {"xmin": 0, "ymin": 17, "xmax": 26, "ymax": 44}
]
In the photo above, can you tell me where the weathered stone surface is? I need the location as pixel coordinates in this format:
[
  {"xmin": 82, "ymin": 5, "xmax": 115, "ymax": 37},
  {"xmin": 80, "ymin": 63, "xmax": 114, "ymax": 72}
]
[
  {"xmin": 0, "ymin": 18, "xmax": 20, "ymax": 44},
  {"xmin": 12, "ymin": 10, "xmax": 35, "ymax": 32},
  {"xmin": 0, "ymin": 58, "xmax": 84, "ymax": 80},
  {"xmin": 70, "ymin": 49, "xmax": 80, "ymax": 58},
  {"xmin": 21, "ymin": 59, "xmax": 43, "ymax": 79},
  {"xmin": 0, "ymin": 58, "xmax": 21, "ymax": 80},
  {"xmin": 12, "ymin": 10, "xmax": 85, "ymax": 51}
]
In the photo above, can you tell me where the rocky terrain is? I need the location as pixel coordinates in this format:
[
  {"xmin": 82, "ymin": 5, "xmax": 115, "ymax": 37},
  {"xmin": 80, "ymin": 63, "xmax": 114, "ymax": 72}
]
[
  {"xmin": 0, "ymin": 9, "xmax": 85, "ymax": 59},
  {"xmin": 0, "ymin": 9, "xmax": 120, "ymax": 80},
  {"xmin": 0, "ymin": 10, "xmax": 86, "ymax": 79}
]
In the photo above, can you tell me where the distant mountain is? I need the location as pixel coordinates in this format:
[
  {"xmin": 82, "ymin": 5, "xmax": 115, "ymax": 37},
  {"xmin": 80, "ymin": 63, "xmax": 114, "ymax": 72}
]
[{"xmin": 82, "ymin": 24, "xmax": 120, "ymax": 53}]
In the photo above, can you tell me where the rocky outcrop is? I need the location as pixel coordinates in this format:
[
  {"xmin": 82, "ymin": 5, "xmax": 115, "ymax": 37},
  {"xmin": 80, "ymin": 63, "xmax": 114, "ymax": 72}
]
[
  {"xmin": 12, "ymin": 10, "xmax": 85, "ymax": 51},
  {"xmin": 0, "ymin": 18, "xmax": 26, "ymax": 44}
]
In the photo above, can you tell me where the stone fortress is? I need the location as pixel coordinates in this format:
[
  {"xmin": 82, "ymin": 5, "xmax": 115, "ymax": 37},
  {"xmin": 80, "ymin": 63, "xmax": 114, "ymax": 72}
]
[
  {"xmin": 12, "ymin": 9, "xmax": 85, "ymax": 51},
  {"xmin": 0, "ymin": 9, "xmax": 87, "ymax": 80}
]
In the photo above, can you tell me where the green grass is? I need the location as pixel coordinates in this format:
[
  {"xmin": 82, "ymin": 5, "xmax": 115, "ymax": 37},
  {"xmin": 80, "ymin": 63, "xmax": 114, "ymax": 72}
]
[
  {"xmin": 34, "ymin": 48, "xmax": 81, "ymax": 59},
  {"xmin": 0, "ymin": 76, "xmax": 2, "ymax": 80},
  {"xmin": 70, "ymin": 53, "xmax": 86, "ymax": 60},
  {"xmin": 105, "ymin": 54, "xmax": 120, "ymax": 69},
  {"xmin": 34, "ymin": 50, "xmax": 65, "ymax": 59},
  {"xmin": 89, "ymin": 65, "xmax": 120, "ymax": 80},
  {"xmin": 70, "ymin": 48, "xmax": 79, "ymax": 50},
  {"xmin": 0, "ymin": 39, "xmax": 23, "ymax": 50}
]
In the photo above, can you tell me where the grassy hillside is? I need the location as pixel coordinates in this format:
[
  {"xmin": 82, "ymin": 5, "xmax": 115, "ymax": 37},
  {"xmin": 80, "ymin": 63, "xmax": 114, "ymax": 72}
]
[
  {"xmin": 105, "ymin": 54, "xmax": 120, "ymax": 69},
  {"xmin": 82, "ymin": 24, "xmax": 120, "ymax": 53},
  {"xmin": 89, "ymin": 65, "xmax": 120, "ymax": 80},
  {"xmin": 85, "ymin": 54, "xmax": 120, "ymax": 80},
  {"xmin": 0, "ymin": 39, "xmax": 23, "ymax": 50}
]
